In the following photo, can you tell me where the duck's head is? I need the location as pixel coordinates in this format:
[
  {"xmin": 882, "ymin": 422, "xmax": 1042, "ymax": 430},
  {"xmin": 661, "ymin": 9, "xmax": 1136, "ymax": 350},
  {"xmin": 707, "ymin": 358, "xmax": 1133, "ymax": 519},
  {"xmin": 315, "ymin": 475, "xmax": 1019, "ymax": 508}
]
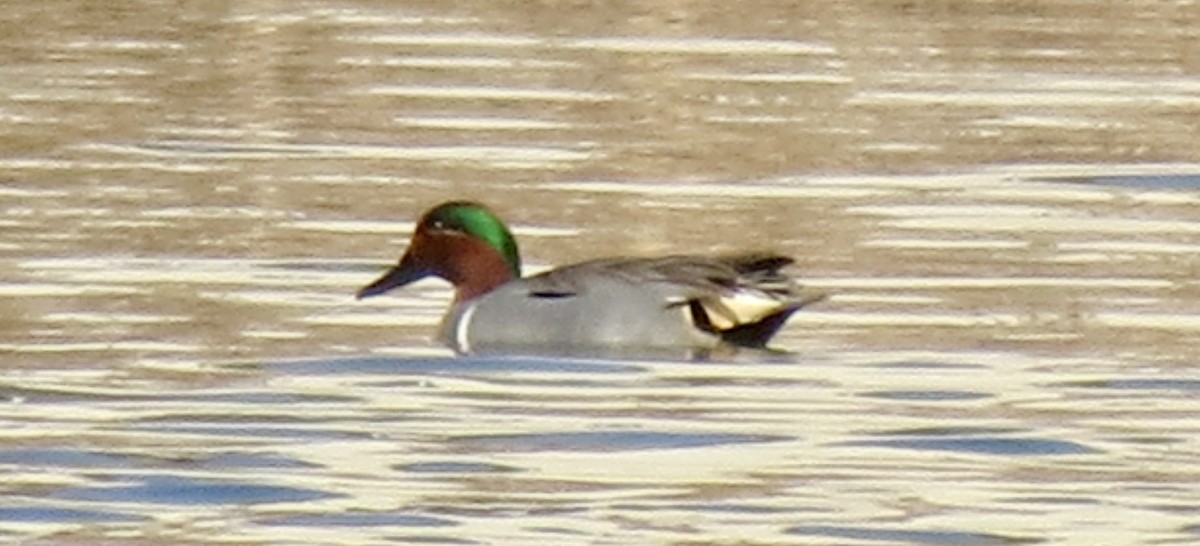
[{"xmin": 356, "ymin": 201, "xmax": 521, "ymax": 303}]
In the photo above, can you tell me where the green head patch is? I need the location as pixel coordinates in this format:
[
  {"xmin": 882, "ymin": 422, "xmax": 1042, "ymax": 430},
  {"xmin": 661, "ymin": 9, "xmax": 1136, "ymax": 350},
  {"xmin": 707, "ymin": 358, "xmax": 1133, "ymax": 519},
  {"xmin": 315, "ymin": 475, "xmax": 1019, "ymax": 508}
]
[{"xmin": 423, "ymin": 201, "xmax": 521, "ymax": 277}]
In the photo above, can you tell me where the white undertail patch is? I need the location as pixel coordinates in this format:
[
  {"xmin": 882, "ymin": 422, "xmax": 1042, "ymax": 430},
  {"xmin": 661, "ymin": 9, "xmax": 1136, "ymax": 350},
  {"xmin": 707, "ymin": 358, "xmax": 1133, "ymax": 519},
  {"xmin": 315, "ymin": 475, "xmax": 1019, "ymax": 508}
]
[{"xmin": 703, "ymin": 290, "xmax": 782, "ymax": 330}]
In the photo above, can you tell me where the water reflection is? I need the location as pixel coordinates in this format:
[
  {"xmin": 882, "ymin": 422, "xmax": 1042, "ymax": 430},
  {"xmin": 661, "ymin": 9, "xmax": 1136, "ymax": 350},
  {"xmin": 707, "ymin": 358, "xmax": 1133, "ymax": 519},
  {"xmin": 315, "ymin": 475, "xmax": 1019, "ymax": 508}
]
[
  {"xmin": 54, "ymin": 475, "xmax": 341, "ymax": 506},
  {"xmin": 2, "ymin": 348, "xmax": 1198, "ymax": 542},
  {"xmin": 786, "ymin": 525, "xmax": 1040, "ymax": 545}
]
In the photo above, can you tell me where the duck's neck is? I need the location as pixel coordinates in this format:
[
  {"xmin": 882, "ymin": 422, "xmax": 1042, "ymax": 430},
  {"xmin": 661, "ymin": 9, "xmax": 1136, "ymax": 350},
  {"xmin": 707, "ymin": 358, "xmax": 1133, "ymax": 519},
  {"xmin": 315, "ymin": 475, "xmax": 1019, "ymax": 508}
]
[{"xmin": 442, "ymin": 237, "xmax": 519, "ymax": 303}]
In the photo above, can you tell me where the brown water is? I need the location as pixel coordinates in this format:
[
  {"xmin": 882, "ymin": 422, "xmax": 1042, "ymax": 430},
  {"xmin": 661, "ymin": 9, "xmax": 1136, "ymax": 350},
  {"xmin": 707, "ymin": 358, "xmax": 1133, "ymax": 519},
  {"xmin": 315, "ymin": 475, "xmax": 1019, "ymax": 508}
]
[{"xmin": 3, "ymin": 1, "xmax": 1200, "ymax": 544}]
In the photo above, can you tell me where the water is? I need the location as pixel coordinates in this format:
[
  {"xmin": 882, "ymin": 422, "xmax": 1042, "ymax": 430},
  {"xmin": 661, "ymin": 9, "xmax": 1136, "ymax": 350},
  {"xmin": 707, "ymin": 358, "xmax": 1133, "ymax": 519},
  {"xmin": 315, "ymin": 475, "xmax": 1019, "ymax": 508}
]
[
  {"xmin": 3, "ymin": 1, "xmax": 1200, "ymax": 544},
  {"xmin": 5, "ymin": 352, "xmax": 1198, "ymax": 543}
]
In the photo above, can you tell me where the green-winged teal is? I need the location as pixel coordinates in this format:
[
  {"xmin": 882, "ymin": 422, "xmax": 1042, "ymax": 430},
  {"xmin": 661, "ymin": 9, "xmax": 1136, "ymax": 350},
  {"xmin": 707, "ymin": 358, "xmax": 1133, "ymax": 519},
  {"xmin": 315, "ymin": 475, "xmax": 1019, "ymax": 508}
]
[{"xmin": 357, "ymin": 201, "xmax": 822, "ymax": 356}]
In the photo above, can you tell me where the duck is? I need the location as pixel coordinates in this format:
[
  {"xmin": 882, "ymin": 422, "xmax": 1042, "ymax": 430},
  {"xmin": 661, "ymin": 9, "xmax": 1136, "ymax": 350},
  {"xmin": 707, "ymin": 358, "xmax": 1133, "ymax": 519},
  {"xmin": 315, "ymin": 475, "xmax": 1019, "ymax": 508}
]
[{"xmin": 356, "ymin": 201, "xmax": 823, "ymax": 357}]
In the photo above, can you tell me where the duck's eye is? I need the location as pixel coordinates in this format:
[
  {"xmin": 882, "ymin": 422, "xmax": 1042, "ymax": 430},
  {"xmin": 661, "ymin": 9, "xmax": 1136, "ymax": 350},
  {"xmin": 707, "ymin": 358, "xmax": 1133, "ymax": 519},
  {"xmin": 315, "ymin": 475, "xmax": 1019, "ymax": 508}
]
[{"xmin": 429, "ymin": 219, "xmax": 446, "ymax": 231}]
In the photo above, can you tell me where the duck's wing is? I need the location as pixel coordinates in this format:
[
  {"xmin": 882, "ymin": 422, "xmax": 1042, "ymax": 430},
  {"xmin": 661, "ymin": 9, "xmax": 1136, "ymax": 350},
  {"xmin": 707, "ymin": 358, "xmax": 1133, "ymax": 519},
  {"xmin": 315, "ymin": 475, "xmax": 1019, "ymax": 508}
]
[
  {"xmin": 519, "ymin": 255, "xmax": 754, "ymax": 296},
  {"xmin": 524, "ymin": 253, "xmax": 818, "ymax": 317}
]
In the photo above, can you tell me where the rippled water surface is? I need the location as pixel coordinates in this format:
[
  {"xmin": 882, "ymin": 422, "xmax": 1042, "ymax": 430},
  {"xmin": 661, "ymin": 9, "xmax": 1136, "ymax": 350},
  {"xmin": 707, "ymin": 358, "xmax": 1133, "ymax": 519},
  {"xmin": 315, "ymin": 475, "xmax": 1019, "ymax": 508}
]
[{"xmin": 3, "ymin": 1, "xmax": 1200, "ymax": 544}]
